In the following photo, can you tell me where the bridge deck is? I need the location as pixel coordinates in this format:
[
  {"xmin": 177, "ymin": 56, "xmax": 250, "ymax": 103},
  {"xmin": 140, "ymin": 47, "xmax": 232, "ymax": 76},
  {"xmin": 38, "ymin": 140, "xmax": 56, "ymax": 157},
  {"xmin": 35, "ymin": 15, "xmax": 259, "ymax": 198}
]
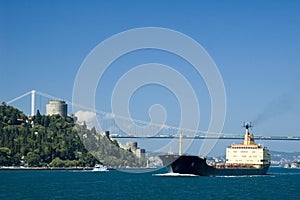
[{"xmin": 111, "ymin": 136, "xmax": 300, "ymax": 141}]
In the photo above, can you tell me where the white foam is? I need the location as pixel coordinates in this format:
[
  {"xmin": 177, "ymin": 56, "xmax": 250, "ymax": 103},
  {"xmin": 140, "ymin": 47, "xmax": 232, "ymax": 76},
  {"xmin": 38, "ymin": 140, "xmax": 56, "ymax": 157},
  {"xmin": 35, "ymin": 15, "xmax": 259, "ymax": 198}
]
[
  {"xmin": 153, "ymin": 172, "xmax": 198, "ymax": 177},
  {"xmin": 215, "ymin": 174, "xmax": 272, "ymax": 178}
]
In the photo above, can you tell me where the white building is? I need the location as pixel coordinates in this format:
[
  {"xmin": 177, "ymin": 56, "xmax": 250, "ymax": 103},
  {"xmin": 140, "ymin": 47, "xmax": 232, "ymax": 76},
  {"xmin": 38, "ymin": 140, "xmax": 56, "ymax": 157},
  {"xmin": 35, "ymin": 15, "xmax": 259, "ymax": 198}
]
[{"xmin": 46, "ymin": 100, "xmax": 67, "ymax": 117}]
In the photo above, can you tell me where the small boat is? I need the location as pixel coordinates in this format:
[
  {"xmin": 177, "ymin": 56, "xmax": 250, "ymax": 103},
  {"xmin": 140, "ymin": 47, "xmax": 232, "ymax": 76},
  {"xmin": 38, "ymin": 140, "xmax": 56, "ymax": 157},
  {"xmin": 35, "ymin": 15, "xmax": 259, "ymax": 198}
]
[{"xmin": 92, "ymin": 164, "xmax": 108, "ymax": 172}]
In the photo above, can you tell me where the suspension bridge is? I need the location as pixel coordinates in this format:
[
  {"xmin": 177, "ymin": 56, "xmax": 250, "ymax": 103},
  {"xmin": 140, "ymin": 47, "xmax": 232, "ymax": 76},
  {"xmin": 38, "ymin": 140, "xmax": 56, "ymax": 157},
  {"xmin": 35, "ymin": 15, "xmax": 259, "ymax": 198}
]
[{"xmin": 5, "ymin": 89, "xmax": 300, "ymax": 141}]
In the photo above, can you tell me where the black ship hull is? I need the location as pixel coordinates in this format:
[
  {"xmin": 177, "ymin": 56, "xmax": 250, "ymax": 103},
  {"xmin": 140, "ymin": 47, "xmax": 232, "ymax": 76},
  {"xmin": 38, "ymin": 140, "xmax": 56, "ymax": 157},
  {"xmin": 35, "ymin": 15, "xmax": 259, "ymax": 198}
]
[{"xmin": 159, "ymin": 155, "xmax": 270, "ymax": 176}]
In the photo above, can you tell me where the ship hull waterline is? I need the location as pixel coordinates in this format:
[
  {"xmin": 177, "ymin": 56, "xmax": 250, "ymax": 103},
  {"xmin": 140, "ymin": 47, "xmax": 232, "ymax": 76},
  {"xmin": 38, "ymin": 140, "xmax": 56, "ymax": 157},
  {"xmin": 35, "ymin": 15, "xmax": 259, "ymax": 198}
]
[{"xmin": 159, "ymin": 155, "xmax": 270, "ymax": 176}]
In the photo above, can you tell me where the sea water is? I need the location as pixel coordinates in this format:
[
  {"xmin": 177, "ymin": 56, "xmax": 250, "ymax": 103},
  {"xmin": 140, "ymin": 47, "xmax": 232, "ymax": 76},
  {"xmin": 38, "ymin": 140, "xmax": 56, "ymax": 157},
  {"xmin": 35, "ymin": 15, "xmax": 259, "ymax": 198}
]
[{"xmin": 0, "ymin": 167, "xmax": 299, "ymax": 200}]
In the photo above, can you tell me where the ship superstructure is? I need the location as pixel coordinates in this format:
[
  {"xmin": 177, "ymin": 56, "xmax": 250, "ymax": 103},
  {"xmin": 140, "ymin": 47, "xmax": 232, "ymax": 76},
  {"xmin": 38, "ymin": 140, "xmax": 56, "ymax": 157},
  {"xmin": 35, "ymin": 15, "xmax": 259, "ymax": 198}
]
[{"xmin": 224, "ymin": 123, "xmax": 271, "ymax": 168}]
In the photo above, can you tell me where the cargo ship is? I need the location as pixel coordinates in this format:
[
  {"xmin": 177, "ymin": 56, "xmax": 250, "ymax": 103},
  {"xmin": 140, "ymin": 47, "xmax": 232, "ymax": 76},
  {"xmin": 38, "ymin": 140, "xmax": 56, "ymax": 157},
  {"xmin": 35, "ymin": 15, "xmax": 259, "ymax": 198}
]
[{"xmin": 159, "ymin": 123, "xmax": 271, "ymax": 176}]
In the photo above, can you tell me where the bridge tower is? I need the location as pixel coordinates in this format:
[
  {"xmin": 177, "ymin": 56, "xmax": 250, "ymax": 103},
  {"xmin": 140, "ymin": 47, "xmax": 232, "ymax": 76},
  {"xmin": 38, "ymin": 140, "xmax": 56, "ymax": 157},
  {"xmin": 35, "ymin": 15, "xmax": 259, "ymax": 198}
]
[{"xmin": 31, "ymin": 90, "xmax": 35, "ymax": 116}]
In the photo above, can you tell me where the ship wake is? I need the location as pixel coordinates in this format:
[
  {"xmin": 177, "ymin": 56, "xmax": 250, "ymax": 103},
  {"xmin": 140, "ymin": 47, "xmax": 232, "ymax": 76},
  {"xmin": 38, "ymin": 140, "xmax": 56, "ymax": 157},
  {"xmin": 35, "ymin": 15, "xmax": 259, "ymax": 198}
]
[{"xmin": 153, "ymin": 172, "xmax": 199, "ymax": 177}]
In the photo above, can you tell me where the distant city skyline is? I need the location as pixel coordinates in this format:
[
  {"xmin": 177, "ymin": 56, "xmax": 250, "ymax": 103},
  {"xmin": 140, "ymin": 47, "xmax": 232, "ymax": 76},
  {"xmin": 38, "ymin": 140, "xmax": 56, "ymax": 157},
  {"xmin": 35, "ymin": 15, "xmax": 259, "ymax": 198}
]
[{"xmin": 1, "ymin": 1, "xmax": 300, "ymax": 154}]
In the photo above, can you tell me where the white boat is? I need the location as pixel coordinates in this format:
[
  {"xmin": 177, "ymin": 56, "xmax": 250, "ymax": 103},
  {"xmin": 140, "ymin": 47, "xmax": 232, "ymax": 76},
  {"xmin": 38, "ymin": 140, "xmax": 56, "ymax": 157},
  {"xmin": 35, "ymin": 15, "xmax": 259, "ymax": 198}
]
[{"xmin": 92, "ymin": 164, "xmax": 108, "ymax": 172}]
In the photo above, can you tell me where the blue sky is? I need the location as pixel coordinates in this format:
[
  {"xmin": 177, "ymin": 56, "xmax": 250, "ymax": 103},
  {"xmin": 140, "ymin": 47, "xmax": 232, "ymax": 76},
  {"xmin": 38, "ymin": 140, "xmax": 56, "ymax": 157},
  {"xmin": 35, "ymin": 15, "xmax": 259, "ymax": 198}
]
[{"xmin": 1, "ymin": 0, "xmax": 300, "ymax": 154}]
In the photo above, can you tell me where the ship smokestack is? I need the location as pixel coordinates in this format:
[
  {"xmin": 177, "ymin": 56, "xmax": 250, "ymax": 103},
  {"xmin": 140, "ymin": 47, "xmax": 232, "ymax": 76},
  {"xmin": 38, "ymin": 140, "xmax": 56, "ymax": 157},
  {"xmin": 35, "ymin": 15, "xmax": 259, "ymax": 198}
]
[
  {"xmin": 243, "ymin": 122, "xmax": 253, "ymax": 145},
  {"xmin": 245, "ymin": 124, "xmax": 250, "ymax": 135}
]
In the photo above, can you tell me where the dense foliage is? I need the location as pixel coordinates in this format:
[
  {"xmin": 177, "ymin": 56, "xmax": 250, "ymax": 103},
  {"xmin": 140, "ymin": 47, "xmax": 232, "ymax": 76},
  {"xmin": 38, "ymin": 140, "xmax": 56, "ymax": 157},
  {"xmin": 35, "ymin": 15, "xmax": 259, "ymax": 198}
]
[{"xmin": 0, "ymin": 103, "xmax": 145, "ymax": 168}]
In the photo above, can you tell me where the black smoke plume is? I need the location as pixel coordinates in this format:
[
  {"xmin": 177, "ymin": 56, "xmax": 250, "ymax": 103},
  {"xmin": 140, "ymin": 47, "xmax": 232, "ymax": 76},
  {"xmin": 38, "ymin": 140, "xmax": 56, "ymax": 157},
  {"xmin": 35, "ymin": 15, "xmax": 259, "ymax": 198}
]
[{"xmin": 253, "ymin": 93, "xmax": 297, "ymax": 126}]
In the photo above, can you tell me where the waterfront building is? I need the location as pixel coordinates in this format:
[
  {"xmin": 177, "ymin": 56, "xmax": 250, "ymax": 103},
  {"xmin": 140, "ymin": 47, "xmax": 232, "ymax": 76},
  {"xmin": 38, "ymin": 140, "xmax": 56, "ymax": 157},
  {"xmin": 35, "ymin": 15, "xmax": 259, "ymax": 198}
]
[
  {"xmin": 118, "ymin": 141, "xmax": 146, "ymax": 158},
  {"xmin": 135, "ymin": 148, "xmax": 146, "ymax": 158}
]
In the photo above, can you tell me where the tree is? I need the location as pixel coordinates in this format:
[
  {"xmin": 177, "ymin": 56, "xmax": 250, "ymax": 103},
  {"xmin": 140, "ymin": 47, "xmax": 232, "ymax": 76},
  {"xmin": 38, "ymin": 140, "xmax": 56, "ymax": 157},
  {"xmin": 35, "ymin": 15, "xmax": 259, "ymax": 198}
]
[
  {"xmin": 35, "ymin": 110, "xmax": 42, "ymax": 124},
  {"xmin": 43, "ymin": 116, "xmax": 50, "ymax": 127},
  {"xmin": 49, "ymin": 157, "xmax": 64, "ymax": 167},
  {"xmin": 0, "ymin": 147, "xmax": 12, "ymax": 166},
  {"xmin": 25, "ymin": 152, "xmax": 40, "ymax": 167}
]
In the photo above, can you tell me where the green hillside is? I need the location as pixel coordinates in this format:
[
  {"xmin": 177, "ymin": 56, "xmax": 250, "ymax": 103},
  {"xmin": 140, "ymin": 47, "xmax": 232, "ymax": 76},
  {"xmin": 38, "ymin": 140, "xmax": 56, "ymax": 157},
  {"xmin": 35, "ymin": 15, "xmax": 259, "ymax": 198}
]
[{"xmin": 0, "ymin": 102, "xmax": 145, "ymax": 168}]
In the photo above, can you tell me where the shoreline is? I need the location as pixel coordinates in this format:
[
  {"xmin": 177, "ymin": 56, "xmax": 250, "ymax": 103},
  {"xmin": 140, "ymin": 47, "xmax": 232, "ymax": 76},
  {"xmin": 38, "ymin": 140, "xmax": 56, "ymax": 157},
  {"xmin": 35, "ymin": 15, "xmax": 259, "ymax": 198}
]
[{"xmin": 0, "ymin": 166, "xmax": 159, "ymax": 171}]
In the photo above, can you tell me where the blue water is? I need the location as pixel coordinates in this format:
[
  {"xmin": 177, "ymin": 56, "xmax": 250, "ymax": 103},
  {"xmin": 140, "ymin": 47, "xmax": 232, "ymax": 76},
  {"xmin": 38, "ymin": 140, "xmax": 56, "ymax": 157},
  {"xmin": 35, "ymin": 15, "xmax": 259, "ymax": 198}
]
[{"xmin": 1, "ymin": 167, "xmax": 299, "ymax": 200}]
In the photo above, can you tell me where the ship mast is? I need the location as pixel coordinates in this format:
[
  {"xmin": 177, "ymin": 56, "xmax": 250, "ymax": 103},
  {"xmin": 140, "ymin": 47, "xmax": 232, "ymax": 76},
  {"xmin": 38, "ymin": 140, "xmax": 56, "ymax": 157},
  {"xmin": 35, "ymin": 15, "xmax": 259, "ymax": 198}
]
[{"xmin": 179, "ymin": 132, "xmax": 182, "ymax": 156}]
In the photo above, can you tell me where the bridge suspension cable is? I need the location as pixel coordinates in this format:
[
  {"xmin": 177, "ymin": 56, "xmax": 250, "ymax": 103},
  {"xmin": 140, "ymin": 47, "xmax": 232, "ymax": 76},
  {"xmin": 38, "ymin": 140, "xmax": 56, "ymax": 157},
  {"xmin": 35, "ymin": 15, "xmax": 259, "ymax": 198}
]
[
  {"xmin": 5, "ymin": 90, "xmax": 300, "ymax": 140},
  {"xmin": 7, "ymin": 91, "xmax": 32, "ymax": 104},
  {"xmin": 6, "ymin": 89, "xmax": 211, "ymax": 136}
]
